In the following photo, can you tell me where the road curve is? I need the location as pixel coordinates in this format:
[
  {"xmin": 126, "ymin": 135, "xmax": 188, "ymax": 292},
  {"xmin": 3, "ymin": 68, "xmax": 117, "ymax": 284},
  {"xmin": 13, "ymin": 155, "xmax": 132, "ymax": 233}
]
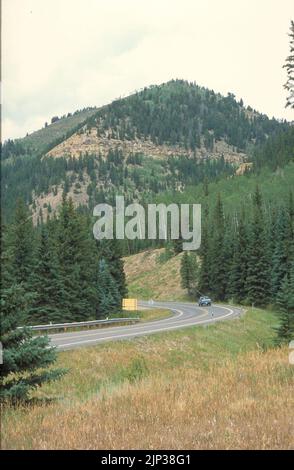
[{"xmin": 49, "ymin": 301, "xmax": 242, "ymax": 351}]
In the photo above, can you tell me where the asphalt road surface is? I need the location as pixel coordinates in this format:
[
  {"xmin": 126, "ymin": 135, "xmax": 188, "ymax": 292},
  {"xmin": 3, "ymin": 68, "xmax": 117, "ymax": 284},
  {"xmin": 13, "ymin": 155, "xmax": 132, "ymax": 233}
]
[{"xmin": 49, "ymin": 301, "xmax": 242, "ymax": 351}]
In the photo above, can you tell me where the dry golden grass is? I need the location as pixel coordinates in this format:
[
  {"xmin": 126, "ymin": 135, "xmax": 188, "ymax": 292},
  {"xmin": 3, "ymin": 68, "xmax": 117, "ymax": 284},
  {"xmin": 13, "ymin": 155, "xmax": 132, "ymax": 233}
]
[
  {"xmin": 2, "ymin": 349, "xmax": 293, "ymax": 450},
  {"xmin": 123, "ymin": 249, "xmax": 187, "ymax": 300}
]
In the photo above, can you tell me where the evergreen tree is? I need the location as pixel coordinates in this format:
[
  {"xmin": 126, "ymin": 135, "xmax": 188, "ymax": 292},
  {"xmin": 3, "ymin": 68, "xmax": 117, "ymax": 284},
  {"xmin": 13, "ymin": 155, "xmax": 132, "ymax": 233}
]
[
  {"xmin": 222, "ymin": 221, "xmax": 234, "ymax": 300},
  {"xmin": 209, "ymin": 195, "xmax": 226, "ymax": 300},
  {"xmin": 180, "ymin": 252, "xmax": 199, "ymax": 297},
  {"xmin": 198, "ymin": 209, "xmax": 211, "ymax": 295},
  {"xmin": 188, "ymin": 252, "xmax": 199, "ymax": 297},
  {"xmin": 57, "ymin": 196, "xmax": 98, "ymax": 321},
  {"xmin": 96, "ymin": 239, "xmax": 127, "ymax": 300},
  {"xmin": 96, "ymin": 260, "xmax": 121, "ymax": 317},
  {"xmin": 0, "ymin": 222, "xmax": 14, "ymax": 290},
  {"xmin": 228, "ymin": 211, "xmax": 248, "ymax": 303},
  {"xmin": 271, "ymin": 208, "xmax": 293, "ymax": 300},
  {"xmin": 275, "ymin": 264, "xmax": 294, "ymax": 343},
  {"xmin": 172, "ymin": 236, "xmax": 183, "ymax": 255},
  {"xmin": 0, "ymin": 285, "xmax": 65, "ymax": 402},
  {"xmin": 28, "ymin": 226, "xmax": 65, "ymax": 324},
  {"xmin": 203, "ymin": 178, "xmax": 209, "ymax": 197},
  {"xmin": 289, "ymin": 191, "xmax": 294, "ymax": 230},
  {"xmin": 284, "ymin": 20, "xmax": 294, "ymax": 109},
  {"xmin": 180, "ymin": 252, "xmax": 191, "ymax": 292},
  {"xmin": 246, "ymin": 187, "xmax": 270, "ymax": 306},
  {"xmin": 10, "ymin": 198, "xmax": 35, "ymax": 285}
]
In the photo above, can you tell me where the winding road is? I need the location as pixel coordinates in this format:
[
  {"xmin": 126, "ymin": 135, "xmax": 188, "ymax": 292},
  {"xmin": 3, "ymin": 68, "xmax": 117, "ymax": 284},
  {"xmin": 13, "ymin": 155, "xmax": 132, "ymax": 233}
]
[{"xmin": 49, "ymin": 301, "xmax": 242, "ymax": 351}]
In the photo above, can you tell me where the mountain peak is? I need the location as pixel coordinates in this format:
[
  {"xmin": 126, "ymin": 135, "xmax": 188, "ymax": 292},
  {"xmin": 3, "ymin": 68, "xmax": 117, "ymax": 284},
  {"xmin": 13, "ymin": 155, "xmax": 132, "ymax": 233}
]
[{"xmin": 43, "ymin": 79, "xmax": 285, "ymax": 162}]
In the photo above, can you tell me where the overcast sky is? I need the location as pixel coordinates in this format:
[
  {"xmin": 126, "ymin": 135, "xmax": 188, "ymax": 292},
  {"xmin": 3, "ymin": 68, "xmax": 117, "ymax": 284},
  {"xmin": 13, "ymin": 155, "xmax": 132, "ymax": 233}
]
[{"xmin": 2, "ymin": 0, "xmax": 293, "ymax": 140}]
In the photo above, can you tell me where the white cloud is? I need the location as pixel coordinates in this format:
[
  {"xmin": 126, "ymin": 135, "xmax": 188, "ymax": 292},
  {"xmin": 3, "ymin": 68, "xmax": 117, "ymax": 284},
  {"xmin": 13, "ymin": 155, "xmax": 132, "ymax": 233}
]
[{"xmin": 2, "ymin": 0, "xmax": 293, "ymax": 140}]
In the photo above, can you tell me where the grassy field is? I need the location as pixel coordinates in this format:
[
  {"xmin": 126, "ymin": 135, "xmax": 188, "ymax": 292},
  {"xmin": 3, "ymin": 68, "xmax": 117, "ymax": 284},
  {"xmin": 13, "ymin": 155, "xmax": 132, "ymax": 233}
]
[
  {"xmin": 19, "ymin": 108, "xmax": 97, "ymax": 154},
  {"xmin": 2, "ymin": 307, "xmax": 293, "ymax": 450}
]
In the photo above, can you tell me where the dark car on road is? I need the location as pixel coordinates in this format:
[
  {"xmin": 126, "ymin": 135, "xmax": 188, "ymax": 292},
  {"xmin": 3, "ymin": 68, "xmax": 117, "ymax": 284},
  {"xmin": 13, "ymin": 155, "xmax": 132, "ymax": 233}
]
[{"xmin": 198, "ymin": 296, "xmax": 212, "ymax": 306}]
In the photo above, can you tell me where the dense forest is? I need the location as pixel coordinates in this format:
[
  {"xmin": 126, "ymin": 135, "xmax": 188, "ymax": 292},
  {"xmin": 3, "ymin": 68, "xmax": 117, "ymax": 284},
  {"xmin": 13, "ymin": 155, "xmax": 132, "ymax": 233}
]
[
  {"xmin": 178, "ymin": 178, "xmax": 294, "ymax": 345},
  {"xmin": 1, "ymin": 149, "xmax": 237, "ymax": 222},
  {"xmin": 252, "ymin": 126, "xmax": 294, "ymax": 170},
  {"xmin": 1, "ymin": 193, "xmax": 127, "ymax": 401},
  {"xmin": 1, "ymin": 196, "xmax": 127, "ymax": 325}
]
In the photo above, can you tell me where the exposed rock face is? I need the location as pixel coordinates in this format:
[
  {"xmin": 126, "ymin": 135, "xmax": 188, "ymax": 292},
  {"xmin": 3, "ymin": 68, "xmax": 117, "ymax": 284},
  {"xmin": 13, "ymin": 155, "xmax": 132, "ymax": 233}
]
[
  {"xmin": 46, "ymin": 129, "xmax": 247, "ymax": 164},
  {"xmin": 235, "ymin": 162, "xmax": 253, "ymax": 175},
  {"xmin": 30, "ymin": 173, "xmax": 90, "ymax": 225}
]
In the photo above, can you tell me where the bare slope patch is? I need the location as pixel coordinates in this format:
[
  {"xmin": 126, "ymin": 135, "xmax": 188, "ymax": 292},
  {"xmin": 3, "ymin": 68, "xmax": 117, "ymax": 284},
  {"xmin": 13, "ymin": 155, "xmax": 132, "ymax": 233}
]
[{"xmin": 124, "ymin": 248, "xmax": 186, "ymax": 301}]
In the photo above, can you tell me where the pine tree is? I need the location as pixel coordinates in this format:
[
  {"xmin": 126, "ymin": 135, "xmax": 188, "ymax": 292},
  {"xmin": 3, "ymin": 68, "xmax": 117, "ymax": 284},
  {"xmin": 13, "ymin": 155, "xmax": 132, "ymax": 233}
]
[
  {"xmin": 271, "ymin": 208, "xmax": 293, "ymax": 300},
  {"xmin": 209, "ymin": 195, "xmax": 226, "ymax": 300},
  {"xmin": 180, "ymin": 252, "xmax": 191, "ymax": 292},
  {"xmin": 228, "ymin": 212, "xmax": 248, "ymax": 303},
  {"xmin": 96, "ymin": 260, "xmax": 121, "ymax": 317},
  {"xmin": 0, "ymin": 222, "xmax": 14, "ymax": 290},
  {"xmin": 0, "ymin": 285, "xmax": 66, "ymax": 402},
  {"xmin": 10, "ymin": 198, "xmax": 35, "ymax": 285},
  {"xmin": 172, "ymin": 236, "xmax": 183, "ymax": 255},
  {"xmin": 180, "ymin": 252, "xmax": 199, "ymax": 297},
  {"xmin": 189, "ymin": 252, "xmax": 200, "ymax": 297},
  {"xmin": 198, "ymin": 207, "xmax": 211, "ymax": 295},
  {"xmin": 96, "ymin": 239, "xmax": 127, "ymax": 300},
  {"xmin": 289, "ymin": 191, "xmax": 294, "ymax": 229},
  {"xmin": 275, "ymin": 264, "xmax": 294, "ymax": 344},
  {"xmin": 57, "ymin": 196, "xmax": 98, "ymax": 321},
  {"xmin": 283, "ymin": 20, "xmax": 294, "ymax": 109},
  {"xmin": 222, "ymin": 221, "xmax": 234, "ymax": 300},
  {"xmin": 28, "ymin": 226, "xmax": 65, "ymax": 324},
  {"xmin": 203, "ymin": 178, "xmax": 209, "ymax": 197},
  {"xmin": 246, "ymin": 187, "xmax": 270, "ymax": 306}
]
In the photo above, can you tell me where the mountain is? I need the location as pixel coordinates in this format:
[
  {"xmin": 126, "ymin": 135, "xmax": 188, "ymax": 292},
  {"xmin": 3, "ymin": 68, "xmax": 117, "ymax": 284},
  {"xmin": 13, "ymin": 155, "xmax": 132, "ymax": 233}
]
[
  {"xmin": 1, "ymin": 79, "xmax": 291, "ymax": 223},
  {"xmin": 45, "ymin": 79, "xmax": 287, "ymax": 160}
]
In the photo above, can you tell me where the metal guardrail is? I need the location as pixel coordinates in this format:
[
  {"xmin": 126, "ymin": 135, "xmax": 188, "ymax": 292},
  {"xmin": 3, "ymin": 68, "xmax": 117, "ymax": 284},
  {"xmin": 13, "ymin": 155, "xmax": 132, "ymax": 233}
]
[{"xmin": 18, "ymin": 317, "xmax": 140, "ymax": 332}]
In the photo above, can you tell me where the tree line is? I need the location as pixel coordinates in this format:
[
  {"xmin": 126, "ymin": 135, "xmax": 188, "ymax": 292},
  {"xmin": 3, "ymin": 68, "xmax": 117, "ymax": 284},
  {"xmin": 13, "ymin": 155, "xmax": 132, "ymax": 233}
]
[
  {"xmin": 2, "ymin": 195, "xmax": 127, "ymax": 324},
  {"xmin": 181, "ymin": 187, "xmax": 294, "ymax": 344},
  {"xmin": 1, "ymin": 146, "xmax": 237, "ymax": 223}
]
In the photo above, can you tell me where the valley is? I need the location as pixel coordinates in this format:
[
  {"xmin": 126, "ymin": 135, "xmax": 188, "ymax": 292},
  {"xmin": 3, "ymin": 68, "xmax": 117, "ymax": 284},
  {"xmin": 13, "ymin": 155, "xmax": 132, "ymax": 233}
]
[{"xmin": 1, "ymin": 79, "xmax": 293, "ymax": 451}]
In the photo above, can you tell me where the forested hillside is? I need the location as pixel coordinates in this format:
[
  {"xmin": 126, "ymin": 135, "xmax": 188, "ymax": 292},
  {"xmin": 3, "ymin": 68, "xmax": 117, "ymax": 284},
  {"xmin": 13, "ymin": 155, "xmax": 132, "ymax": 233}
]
[
  {"xmin": 1, "ymin": 196, "xmax": 127, "ymax": 326},
  {"xmin": 1, "ymin": 80, "xmax": 290, "ymax": 223},
  {"xmin": 180, "ymin": 185, "xmax": 293, "ymax": 314}
]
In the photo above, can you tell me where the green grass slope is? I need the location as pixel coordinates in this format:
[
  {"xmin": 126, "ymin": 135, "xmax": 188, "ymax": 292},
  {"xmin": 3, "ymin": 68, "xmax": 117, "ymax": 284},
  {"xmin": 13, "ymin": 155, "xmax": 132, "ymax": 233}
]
[{"xmin": 16, "ymin": 108, "xmax": 97, "ymax": 155}]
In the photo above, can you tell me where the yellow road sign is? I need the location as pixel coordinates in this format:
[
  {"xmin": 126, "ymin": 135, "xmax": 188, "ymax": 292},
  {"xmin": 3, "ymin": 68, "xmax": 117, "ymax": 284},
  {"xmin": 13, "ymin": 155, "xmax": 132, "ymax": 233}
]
[{"xmin": 122, "ymin": 298, "xmax": 138, "ymax": 311}]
